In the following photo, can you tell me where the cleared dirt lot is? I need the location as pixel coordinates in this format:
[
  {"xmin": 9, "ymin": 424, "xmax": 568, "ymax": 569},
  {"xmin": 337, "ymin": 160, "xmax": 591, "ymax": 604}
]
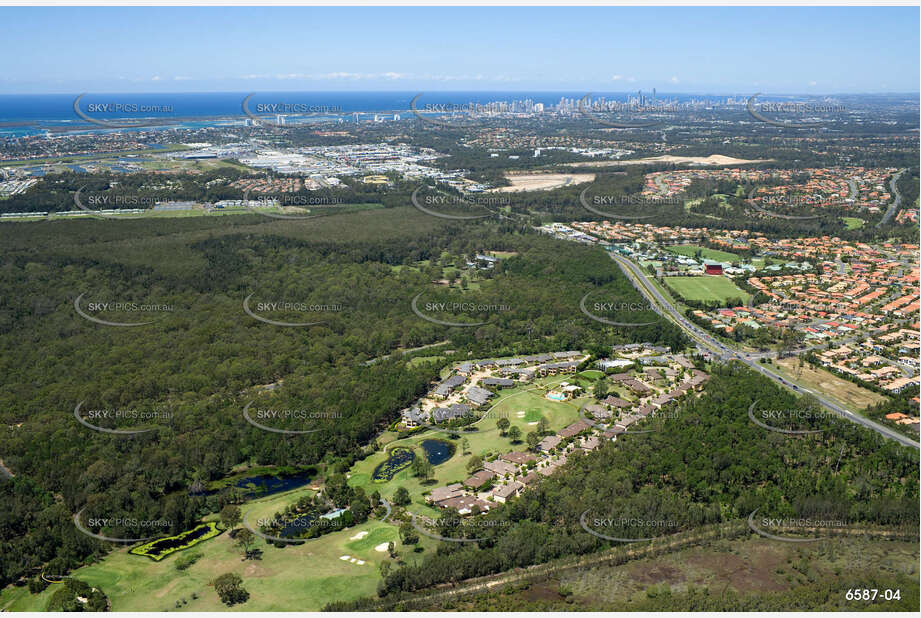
[
  {"xmin": 566, "ymin": 154, "xmax": 773, "ymax": 167},
  {"xmin": 488, "ymin": 172, "xmax": 595, "ymax": 192}
]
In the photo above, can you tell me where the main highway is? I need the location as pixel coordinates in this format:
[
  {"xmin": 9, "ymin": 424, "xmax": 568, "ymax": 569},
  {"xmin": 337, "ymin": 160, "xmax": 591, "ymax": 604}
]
[{"xmin": 608, "ymin": 251, "xmax": 920, "ymax": 449}]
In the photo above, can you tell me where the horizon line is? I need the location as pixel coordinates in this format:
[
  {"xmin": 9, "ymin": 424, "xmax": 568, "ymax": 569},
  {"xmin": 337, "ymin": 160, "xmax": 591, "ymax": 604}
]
[{"xmin": 2, "ymin": 89, "xmax": 919, "ymax": 97}]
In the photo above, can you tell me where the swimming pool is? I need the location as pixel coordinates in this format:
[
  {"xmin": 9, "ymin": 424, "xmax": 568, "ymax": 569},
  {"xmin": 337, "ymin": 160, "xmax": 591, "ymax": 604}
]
[{"xmin": 546, "ymin": 392, "xmax": 566, "ymax": 401}]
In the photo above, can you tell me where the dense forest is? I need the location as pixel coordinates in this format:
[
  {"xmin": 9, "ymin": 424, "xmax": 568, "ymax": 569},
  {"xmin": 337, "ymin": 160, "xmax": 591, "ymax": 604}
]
[{"xmin": 0, "ymin": 207, "xmax": 684, "ymax": 588}]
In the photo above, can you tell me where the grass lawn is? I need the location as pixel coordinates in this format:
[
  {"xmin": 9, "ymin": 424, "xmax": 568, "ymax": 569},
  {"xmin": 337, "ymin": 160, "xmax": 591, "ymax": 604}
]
[
  {"xmin": 664, "ymin": 276, "xmax": 751, "ymax": 305},
  {"xmin": 407, "ymin": 355, "xmax": 445, "ymax": 368},
  {"xmin": 773, "ymin": 357, "xmax": 887, "ymax": 411},
  {"xmin": 1, "ymin": 144, "xmax": 191, "ymax": 167},
  {"xmin": 666, "ymin": 244, "xmax": 739, "ymax": 263},
  {"xmin": 842, "ymin": 217, "xmax": 865, "ymax": 230},
  {"xmin": 0, "ymin": 486, "xmax": 409, "ymax": 612},
  {"xmin": 12, "ymin": 204, "xmax": 384, "ymax": 224}
]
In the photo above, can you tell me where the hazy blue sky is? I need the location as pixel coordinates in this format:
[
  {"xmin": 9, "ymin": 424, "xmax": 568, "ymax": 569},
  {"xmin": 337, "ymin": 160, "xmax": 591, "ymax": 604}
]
[{"xmin": 2, "ymin": 6, "xmax": 917, "ymax": 94}]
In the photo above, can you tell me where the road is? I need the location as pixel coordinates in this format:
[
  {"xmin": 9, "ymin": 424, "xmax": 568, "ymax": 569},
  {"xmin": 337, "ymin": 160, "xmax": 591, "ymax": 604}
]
[
  {"xmin": 363, "ymin": 340, "xmax": 450, "ymax": 366},
  {"xmin": 0, "ymin": 458, "xmax": 12, "ymax": 480},
  {"xmin": 877, "ymin": 168, "xmax": 906, "ymax": 227},
  {"xmin": 608, "ymin": 251, "xmax": 919, "ymax": 449}
]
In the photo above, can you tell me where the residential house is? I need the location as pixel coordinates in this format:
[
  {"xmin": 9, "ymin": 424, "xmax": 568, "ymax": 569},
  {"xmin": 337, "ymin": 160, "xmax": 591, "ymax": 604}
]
[
  {"xmin": 466, "ymin": 386, "xmax": 494, "ymax": 407},
  {"xmin": 463, "ymin": 469, "xmax": 496, "ymax": 490},
  {"xmin": 431, "ymin": 403, "xmax": 471, "ymax": 423},
  {"xmin": 401, "ymin": 405, "xmax": 424, "ymax": 428},
  {"xmin": 433, "ymin": 374, "xmax": 466, "ymax": 399},
  {"xmin": 501, "ymin": 451, "xmax": 537, "ymax": 465},
  {"xmin": 559, "ymin": 420, "xmax": 591, "ymax": 438},
  {"xmin": 438, "ymin": 495, "xmax": 490, "ymax": 515},
  {"xmin": 537, "ymin": 434, "xmax": 563, "ymax": 452},
  {"xmin": 428, "ymin": 483, "xmax": 465, "ymax": 505},
  {"xmin": 483, "ymin": 459, "xmax": 518, "ymax": 477},
  {"xmin": 492, "ymin": 481, "xmax": 524, "ymax": 503}
]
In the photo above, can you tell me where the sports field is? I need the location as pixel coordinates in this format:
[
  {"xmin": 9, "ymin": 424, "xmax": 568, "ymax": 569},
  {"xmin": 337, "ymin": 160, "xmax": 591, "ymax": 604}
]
[
  {"xmin": 665, "ymin": 244, "xmax": 739, "ymax": 263},
  {"xmin": 664, "ymin": 275, "xmax": 751, "ymax": 304}
]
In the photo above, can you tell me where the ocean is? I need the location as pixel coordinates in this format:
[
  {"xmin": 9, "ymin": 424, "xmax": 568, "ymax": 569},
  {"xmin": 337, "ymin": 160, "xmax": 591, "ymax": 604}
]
[{"xmin": 0, "ymin": 91, "xmax": 683, "ymax": 137}]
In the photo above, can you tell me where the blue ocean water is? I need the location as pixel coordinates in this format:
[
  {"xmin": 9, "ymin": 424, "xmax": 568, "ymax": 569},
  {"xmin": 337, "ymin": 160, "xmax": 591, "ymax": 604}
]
[
  {"xmin": 0, "ymin": 90, "xmax": 719, "ymax": 138},
  {"xmin": 0, "ymin": 91, "xmax": 640, "ymax": 123}
]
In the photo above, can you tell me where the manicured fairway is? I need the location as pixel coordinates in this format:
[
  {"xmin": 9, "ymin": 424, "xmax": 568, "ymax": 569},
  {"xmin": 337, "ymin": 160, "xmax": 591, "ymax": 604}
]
[
  {"xmin": 0, "ymin": 486, "xmax": 408, "ymax": 612},
  {"xmin": 664, "ymin": 276, "xmax": 751, "ymax": 304}
]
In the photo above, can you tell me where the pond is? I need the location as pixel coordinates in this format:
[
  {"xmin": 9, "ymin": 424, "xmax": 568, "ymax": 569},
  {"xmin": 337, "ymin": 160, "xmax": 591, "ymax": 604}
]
[
  {"xmin": 130, "ymin": 522, "xmax": 221, "ymax": 561},
  {"xmin": 281, "ymin": 514, "xmax": 317, "ymax": 538},
  {"xmin": 421, "ymin": 439, "xmax": 455, "ymax": 466},
  {"xmin": 190, "ymin": 468, "xmax": 314, "ymax": 499},
  {"xmin": 371, "ymin": 446, "xmax": 415, "ymax": 482}
]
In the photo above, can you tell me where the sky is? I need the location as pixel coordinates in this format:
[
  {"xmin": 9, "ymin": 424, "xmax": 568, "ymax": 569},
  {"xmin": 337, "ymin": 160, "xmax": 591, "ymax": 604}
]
[{"xmin": 1, "ymin": 6, "xmax": 918, "ymax": 94}]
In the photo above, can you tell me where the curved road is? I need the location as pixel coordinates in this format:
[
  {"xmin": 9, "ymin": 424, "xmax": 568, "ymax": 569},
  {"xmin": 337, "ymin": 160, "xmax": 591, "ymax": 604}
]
[
  {"xmin": 609, "ymin": 251, "xmax": 919, "ymax": 449},
  {"xmin": 877, "ymin": 168, "xmax": 906, "ymax": 228}
]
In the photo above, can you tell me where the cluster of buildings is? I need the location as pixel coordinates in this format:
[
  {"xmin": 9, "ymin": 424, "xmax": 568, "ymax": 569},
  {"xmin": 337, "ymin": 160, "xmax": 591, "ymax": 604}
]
[
  {"xmin": 681, "ymin": 236, "xmax": 919, "ymax": 393},
  {"xmin": 569, "ymin": 220, "xmax": 753, "ymax": 251},
  {"xmin": 537, "ymin": 222, "xmax": 600, "ymax": 244},
  {"xmin": 747, "ymin": 167, "xmax": 895, "ymax": 215},
  {"xmin": 810, "ymin": 331, "xmax": 919, "ymax": 395},
  {"xmin": 642, "ymin": 167, "xmax": 776, "ymax": 199},
  {"xmin": 640, "ymin": 166, "xmax": 899, "ymax": 217},
  {"xmin": 401, "ymin": 351, "xmax": 587, "ymax": 429},
  {"xmin": 884, "ymin": 408, "xmax": 921, "ymax": 433},
  {"xmin": 215, "ymin": 142, "xmax": 476, "ymax": 188},
  {"xmin": 0, "ymin": 178, "xmax": 38, "ymax": 197},
  {"xmin": 419, "ymin": 346, "xmax": 709, "ymax": 515},
  {"xmin": 464, "ymin": 128, "xmax": 647, "ymax": 156},
  {"xmin": 229, "ymin": 177, "xmax": 311, "ymax": 193}
]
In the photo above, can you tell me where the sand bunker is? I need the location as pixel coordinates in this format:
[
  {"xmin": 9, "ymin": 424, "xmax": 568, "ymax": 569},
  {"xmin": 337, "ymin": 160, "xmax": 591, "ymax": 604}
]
[
  {"xmin": 374, "ymin": 542, "xmax": 390, "ymax": 552},
  {"xmin": 339, "ymin": 555, "xmax": 350, "ymax": 561},
  {"xmin": 350, "ymin": 531, "xmax": 369, "ymax": 540}
]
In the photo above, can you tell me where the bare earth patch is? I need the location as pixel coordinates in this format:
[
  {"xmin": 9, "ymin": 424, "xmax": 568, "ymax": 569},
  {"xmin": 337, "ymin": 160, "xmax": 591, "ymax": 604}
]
[
  {"xmin": 567, "ymin": 154, "xmax": 773, "ymax": 167},
  {"xmin": 488, "ymin": 172, "xmax": 595, "ymax": 192}
]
